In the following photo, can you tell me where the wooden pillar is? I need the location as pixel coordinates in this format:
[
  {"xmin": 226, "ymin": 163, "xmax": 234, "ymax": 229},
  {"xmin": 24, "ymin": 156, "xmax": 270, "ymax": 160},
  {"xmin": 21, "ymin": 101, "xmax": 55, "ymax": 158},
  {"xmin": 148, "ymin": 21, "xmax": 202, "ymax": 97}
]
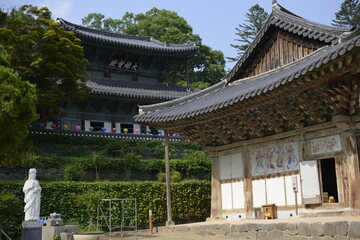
[
  {"xmin": 344, "ymin": 135, "xmax": 360, "ymax": 209},
  {"xmin": 164, "ymin": 130, "xmax": 174, "ymax": 225},
  {"xmin": 210, "ymin": 157, "xmax": 222, "ymax": 219},
  {"xmin": 243, "ymin": 152, "xmax": 254, "ymax": 218}
]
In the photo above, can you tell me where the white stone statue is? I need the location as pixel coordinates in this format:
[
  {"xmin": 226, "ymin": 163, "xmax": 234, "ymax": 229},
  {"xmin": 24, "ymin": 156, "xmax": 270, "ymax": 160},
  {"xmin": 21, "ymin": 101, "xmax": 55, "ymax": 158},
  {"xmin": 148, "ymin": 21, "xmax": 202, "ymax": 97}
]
[{"xmin": 23, "ymin": 168, "xmax": 41, "ymax": 221}]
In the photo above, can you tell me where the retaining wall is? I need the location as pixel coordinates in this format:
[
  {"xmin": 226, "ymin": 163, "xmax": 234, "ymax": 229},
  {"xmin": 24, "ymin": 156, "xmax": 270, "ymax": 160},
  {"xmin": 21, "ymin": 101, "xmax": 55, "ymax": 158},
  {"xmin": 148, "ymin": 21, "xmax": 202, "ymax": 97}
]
[{"xmin": 162, "ymin": 221, "xmax": 360, "ymax": 239}]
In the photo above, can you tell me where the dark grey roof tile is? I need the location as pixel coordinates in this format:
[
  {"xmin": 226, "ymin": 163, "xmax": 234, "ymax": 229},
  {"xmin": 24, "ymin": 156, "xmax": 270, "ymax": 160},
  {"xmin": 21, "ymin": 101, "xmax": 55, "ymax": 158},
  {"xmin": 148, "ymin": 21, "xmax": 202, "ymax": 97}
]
[
  {"xmin": 87, "ymin": 77, "xmax": 195, "ymax": 101},
  {"xmin": 135, "ymin": 33, "xmax": 359, "ymax": 123},
  {"xmin": 224, "ymin": 3, "xmax": 350, "ymax": 83},
  {"xmin": 57, "ymin": 18, "xmax": 199, "ymax": 57}
]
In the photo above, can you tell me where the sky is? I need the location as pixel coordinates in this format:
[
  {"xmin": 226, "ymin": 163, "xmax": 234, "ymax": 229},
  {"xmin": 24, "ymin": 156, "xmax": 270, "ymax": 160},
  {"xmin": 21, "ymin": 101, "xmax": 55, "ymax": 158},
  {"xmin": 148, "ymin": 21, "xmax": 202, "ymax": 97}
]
[{"xmin": 1, "ymin": 0, "xmax": 344, "ymax": 69}]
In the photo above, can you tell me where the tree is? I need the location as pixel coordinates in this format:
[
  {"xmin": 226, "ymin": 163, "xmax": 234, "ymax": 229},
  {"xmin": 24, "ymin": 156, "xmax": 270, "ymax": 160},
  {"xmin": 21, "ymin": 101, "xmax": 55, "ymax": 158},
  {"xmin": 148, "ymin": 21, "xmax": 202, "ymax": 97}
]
[
  {"xmin": 228, "ymin": 4, "xmax": 269, "ymax": 62},
  {"xmin": 0, "ymin": 5, "xmax": 89, "ymax": 122},
  {"xmin": 332, "ymin": 0, "xmax": 360, "ymax": 28},
  {"xmin": 0, "ymin": 45, "xmax": 37, "ymax": 165},
  {"xmin": 82, "ymin": 8, "xmax": 226, "ymax": 88}
]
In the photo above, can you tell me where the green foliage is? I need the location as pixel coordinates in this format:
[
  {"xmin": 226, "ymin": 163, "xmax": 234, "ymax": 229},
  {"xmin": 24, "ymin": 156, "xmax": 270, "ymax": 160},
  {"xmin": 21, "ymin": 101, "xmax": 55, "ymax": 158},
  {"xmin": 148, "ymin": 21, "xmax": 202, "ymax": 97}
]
[
  {"xmin": 179, "ymin": 151, "xmax": 212, "ymax": 174},
  {"xmin": 0, "ymin": 191, "xmax": 22, "ymax": 239},
  {"xmin": 178, "ymin": 80, "xmax": 211, "ymax": 90},
  {"xmin": 0, "ymin": 45, "xmax": 37, "ymax": 165},
  {"xmin": 228, "ymin": 4, "xmax": 268, "ymax": 62},
  {"xmin": 0, "ymin": 180, "xmax": 211, "ymax": 237},
  {"xmin": 156, "ymin": 172, "xmax": 166, "ymax": 182},
  {"xmin": 30, "ymin": 133, "xmax": 201, "ymax": 157},
  {"xmin": 0, "ymin": 191, "xmax": 21, "ymax": 222},
  {"xmin": 332, "ymin": 0, "xmax": 360, "ymax": 28},
  {"xmin": 91, "ymin": 149, "xmax": 109, "ymax": 180},
  {"xmin": 123, "ymin": 153, "xmax": 141, "ymax": 179},
  {"xmin": 156, "ymin": 171, "xmax": 181, "ymax": 182},
  {"xmin": 171, "ymin": 171, "xmax": 181, "ymax": 183},
  {"xmin": 0, "ymin": 5, "xmax": 89, "ymax": 120},
  {"xmin": 71, "ymin": 189, "xmax": 105, "ymax": 230},
  {"xmin": 21, "ymin": 150, "xmax": 41, "ymax": 169},
  {"xmin": 53, "ymin": 235, "xmax": 61, "ymax": 240},
  {"xmin": 81, "ymin": 8, "xmax": 226, "ymax": 88},
  {"xmin": 9, "ymin": 154, "xmax": 211, "ymax": 181},
  {"xmin": 63, "ymin": 163, "xmax": 85, "ymax": 181},
  {"xmin": 174, "ymin": 44, "xmax": 225, "ymax": 87}
]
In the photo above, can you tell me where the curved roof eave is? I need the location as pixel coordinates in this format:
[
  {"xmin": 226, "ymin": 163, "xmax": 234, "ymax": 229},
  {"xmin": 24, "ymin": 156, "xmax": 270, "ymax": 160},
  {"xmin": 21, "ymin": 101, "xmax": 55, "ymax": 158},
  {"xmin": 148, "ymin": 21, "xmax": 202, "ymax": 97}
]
[
  {"xmin": 134, "ymin": 32, "xmax": 360, "ymax": 124},
  {"xmin": 57, "ymin": 18, "xmax": 199, "ymax": 57}
]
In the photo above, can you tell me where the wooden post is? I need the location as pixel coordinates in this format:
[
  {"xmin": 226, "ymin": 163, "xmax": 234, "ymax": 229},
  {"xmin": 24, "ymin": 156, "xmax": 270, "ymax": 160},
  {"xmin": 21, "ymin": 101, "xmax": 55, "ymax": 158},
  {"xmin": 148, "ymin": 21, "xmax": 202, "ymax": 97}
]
[
  {"xmin": 344, "ymin": 135, "xmax": 360, "ymax": 209},
  {"xmin": 243, "ymin": 152, "xmax": 253, "ymax": 219},
  {"xmin": 210, "ymin": 157, "xmax": 222, "ymax": 219},
  {"xmin": 149, "ymin": 210, "xmax": 153, "ymax": 234},
  {"xmin": 164, "ymin": 130, "xmax": 174, "ymax": 225}
]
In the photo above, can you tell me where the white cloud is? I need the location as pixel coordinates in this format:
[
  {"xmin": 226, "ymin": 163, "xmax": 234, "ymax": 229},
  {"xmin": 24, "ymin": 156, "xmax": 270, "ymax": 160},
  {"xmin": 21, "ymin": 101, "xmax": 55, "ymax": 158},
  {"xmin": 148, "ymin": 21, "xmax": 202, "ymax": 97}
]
[{"xmin": 38, "ymin": 0, "xmax": 73, "ymax": 19}]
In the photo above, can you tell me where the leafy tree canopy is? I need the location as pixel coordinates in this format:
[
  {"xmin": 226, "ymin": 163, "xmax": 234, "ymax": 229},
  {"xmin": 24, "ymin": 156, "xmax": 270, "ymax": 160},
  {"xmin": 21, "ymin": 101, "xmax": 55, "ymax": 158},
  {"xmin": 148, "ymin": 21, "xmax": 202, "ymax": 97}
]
[
  {"xmin": 0, "ymin": 45, "xmax": 37, "ymax": 165},
  {"xmin": 82, "ymin": 8, "xmax": 225, "ymax": 88},
  {"xmin": 228, "ymin": 4, "xmax": 268, "ymax": 62},
  {"xmin": 332, "ymin": 0, "xmax": 360, "ymax": 28},
  {"xmin": 0, "ymin": 5, "xmax": 89, "ymax": 120}
]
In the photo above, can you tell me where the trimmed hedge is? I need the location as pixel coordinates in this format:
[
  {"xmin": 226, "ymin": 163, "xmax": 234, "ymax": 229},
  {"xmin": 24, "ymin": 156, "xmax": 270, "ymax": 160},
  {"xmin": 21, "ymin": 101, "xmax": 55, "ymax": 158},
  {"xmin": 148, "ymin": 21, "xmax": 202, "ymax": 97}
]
[
  {"xmin": 2, "ymin": 152, "xmax": 211, "ymax": 181},
  {"xmin": 30, "ymin": 134, "xmax": 201, "ymax": 157},
  {"xmin": 14, "ymin": 154, "xmax": 211, "ymax": 173},
  {"xmin": 0, "ymin": 180, "xmax": 211, "ymax": 238}
]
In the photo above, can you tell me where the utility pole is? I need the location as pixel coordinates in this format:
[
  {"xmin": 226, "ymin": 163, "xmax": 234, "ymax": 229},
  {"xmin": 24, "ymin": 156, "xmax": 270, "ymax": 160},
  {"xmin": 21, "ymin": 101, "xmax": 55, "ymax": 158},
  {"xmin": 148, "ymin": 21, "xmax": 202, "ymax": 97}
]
[{"xmin": 164, "ymin": 130, "xmax": 175, "ymax": 226}]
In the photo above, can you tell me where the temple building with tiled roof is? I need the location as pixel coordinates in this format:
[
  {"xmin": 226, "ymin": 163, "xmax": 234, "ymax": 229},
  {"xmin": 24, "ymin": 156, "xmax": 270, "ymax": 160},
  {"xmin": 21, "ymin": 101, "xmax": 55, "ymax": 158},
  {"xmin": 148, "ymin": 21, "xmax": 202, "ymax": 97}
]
[
  {"xmin": 51, "ymin": 18, "xmax": 199, "ymax": 134},
  {"xmin": 135, "ymin": 2, "xmax": 360, "ymax": 219}
]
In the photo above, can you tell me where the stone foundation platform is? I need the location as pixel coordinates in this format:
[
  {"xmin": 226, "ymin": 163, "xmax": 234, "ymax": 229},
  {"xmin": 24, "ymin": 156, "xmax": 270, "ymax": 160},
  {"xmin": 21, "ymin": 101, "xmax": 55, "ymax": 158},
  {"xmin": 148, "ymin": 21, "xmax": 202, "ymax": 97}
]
[{"xmin": 158, "ymin": 216, "xmax": 360, "ymax": 240}]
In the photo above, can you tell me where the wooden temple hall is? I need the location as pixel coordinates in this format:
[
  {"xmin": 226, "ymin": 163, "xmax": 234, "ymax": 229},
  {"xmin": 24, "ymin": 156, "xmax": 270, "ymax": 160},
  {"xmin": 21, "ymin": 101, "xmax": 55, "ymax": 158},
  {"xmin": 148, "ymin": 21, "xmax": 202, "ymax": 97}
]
[
  {"xmin": 135, "ymin": 2, "xmax": 360, "ymax": 219},
  {"xmin": 51, "ymin": 18, "xmax": 199, "ymax": 134}
]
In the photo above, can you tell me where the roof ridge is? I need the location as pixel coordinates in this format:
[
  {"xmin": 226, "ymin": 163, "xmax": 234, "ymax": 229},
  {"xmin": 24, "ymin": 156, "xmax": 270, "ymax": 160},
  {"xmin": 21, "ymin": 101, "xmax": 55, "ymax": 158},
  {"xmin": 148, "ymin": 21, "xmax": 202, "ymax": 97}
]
[
  {"xmin": 273, "ymin": 4, "xmax": 350, "ymax": 33},
  {"xmin": 224, "ymin": 3, "xmax": 351, "ymax": 83}
]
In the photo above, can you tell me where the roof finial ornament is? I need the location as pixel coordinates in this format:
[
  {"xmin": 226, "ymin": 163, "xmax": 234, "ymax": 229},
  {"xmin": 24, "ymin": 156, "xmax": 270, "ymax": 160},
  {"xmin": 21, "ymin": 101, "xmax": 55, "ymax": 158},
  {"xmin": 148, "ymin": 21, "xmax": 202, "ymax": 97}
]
[{"xmin": 272, "ymin": 0, "xmax": 280, "ymax": 10}]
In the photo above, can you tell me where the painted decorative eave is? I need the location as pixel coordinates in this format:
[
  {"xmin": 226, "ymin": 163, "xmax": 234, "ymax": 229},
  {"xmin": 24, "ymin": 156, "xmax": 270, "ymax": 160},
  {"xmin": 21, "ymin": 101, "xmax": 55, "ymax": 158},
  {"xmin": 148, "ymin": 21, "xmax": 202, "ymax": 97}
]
[
  {"xmin": 224, "ymin": 3, "xmax": 350, "ymax": 82},
  {"xmin": 134, "ymin": 31, "xmax": 360, "ymax": 123},
  {"xmin": 57, "ymin": 18, "xmax": 199, "ymax": 57},
  {"xmin": 87, "ymin": 77, "xmax": 196, "ymax": 101}
]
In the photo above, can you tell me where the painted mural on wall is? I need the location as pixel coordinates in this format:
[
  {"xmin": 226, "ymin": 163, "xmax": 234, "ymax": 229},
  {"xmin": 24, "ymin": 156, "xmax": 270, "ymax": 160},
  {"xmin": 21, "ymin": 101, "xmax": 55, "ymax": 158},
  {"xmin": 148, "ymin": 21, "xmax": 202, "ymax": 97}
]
[
  {"xmin": 251, "ymin": 142, "xmax": 300, "ymax": 176},
  {"xmin": 310, "ymin": 134, "xmax": 341, "ymax": 155}
]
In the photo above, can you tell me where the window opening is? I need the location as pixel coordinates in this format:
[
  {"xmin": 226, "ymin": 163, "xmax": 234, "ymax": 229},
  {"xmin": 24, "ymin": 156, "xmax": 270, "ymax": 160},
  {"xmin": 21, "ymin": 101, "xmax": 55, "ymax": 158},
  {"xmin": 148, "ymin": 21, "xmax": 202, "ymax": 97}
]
[
  {"xmin": 90, "ymin": 121, "xmax": 104, "ymax": 132},
  {"xmin": 121, "ymin": 123, "xmax": 133, "ymax": 133},
  {"xmin": 320, "ymin": 158, "xmax": 338, "ymax": 203},
  {"xmin": 62, "ymin": 118, "xmax": 81, "ymax": 131}
]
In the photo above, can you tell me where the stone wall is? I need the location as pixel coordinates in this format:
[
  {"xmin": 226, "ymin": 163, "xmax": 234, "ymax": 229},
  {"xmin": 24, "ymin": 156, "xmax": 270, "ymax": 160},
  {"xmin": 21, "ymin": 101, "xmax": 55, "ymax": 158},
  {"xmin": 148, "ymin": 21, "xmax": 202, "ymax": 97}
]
[{"xmin": 162, "ymin": 221, "xmax": 360, "ymax": 239}]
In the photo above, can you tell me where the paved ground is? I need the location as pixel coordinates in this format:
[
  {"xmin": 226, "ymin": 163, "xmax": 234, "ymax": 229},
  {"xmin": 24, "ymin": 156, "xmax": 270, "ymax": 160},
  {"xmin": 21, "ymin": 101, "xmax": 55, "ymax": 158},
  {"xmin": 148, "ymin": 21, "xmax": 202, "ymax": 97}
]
[
  {"xmin": 108, "ymin": 231, "xmax": 230, "ymax": 240},
  {"xmin": 105, "ymin": 215, "xmax": 360, "ymax": 240}
]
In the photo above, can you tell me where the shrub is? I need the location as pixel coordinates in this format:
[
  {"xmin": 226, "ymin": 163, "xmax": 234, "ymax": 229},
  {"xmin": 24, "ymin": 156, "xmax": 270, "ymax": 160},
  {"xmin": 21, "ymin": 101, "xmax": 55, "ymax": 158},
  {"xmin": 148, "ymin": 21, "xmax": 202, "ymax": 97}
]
[
  {"xmin": 0, "ymin": 180, "xmax": 211, "ymax": 238},
  {"xmin": 63, "ymin": 163, "xmax": 85, "ymax": 181},
  {"xmin": 156, "ymin": 172, "xmax": 166, "ymax": 182},
  {"xmin": 171, "ymin": 171, "xmax": 181, "ymax": 183},
  {"xmin": 71, "ymin": 189, "xmax": 105, "ymax": 230},
  {"xmin": 156, "ymin": 171, "xmax": 181, "ymax": 183},
  {"xmin": 0, "ymin": 191, "xmax": 22, "ymax": 239}
]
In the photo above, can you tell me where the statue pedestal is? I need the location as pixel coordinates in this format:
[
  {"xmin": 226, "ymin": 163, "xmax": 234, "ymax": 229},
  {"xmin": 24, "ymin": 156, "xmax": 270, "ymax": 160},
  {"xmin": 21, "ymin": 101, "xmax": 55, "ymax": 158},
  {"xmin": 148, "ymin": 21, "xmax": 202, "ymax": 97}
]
[
  {"xmin": 22, "ymin": 220, "xmax": 43, "ymax": 240},
  {"xmin": 42, "ymin": 217, "xmax": 80, "ymax": 240}
]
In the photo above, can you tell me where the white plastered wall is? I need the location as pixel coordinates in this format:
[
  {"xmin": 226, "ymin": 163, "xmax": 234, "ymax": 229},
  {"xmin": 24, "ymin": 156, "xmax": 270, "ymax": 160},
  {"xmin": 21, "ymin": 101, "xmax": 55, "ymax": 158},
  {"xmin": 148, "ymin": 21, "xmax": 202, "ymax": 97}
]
[{"xmin": 252, "ymin": 174, "xmax": 302, "ymax": 207}]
